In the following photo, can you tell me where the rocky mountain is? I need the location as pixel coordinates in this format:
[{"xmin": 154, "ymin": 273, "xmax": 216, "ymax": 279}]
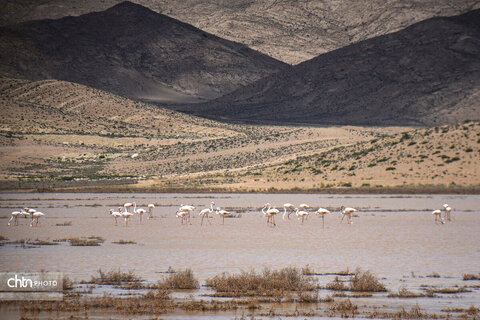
[
  {"xmin": 183, "ymin": 9, "xmax": 480, "ymax": 126},
  {"xmin": 0, "ymin": 1, "xmax": 288, "ymax": 103},
  {"xmin": 2, "ymin": 0, "xmax": 479, "ymax": 64}
]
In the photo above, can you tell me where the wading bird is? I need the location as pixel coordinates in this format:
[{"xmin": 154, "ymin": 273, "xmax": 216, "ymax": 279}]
[
  {"xmin": 176, "ymin": 210, "xmax": 190, "ymax": 225},
  {"xmin": 283, "ymin": 203, "xmax": 295, "ymax": 220},
  {"xmin": 199, "ymin": 201, "xmax": 215, "ymax": 225},
  {"xmin": 147, "ymin": 204, "xmax": 155, "ymax": 219},
  {"xmin": 316, "ymin": 208, "xmax": 331, "ymax": 228},
  {"xmin": 262, "ymin": 203, "xmax": 279, "ymax": 226},
  {"xmin": 340, "ymin": 206, "xmax": 357, "ymax": 224},
  {"xmin": 178, "ymin": 204, "xmax": 195, "ymax": 224},
  {"xmin": 124, "ymin": 202, "xmax": 136, "ymax": 213},
  {"xmin": 432, "ymin": 209, "xmax": 444, "ymax": 224},
  {"xmin": 8, "ymin": 211, "xmax": 21, "ymax": 226},
  {"xmin": 110, "ymin": 208, "xmax": 122, "ymax": 226},
  {"xmin": 295, "ymin": 208, "xmax": 309, "ymax": 224},
  {"xmin": 216, "ymin": 207, "xmax": 231, "ymax": 225},
  {"xmin": 443, "ymin": 204, "xmax": 452, "ymax": 222},
  {"xmin": 135, "ymin": 207, "xmax": 146, "ymax": 223},
  {"xmin": 122, "ymin": 210, "xmax": 134, "ymax": 227},
  {"xmin": 30, "ymin": 211, "xmax": 45, "ymax": 227}
]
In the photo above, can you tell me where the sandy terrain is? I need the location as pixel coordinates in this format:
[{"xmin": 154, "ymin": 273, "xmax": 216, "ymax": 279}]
[{"xmin": 1, "ymin": 78, "xmax": 479, "ymax": 192}]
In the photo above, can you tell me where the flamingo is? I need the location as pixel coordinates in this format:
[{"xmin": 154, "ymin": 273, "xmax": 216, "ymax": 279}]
[
  {"xmin": 340, "ymin": 206, "xmax": 357, "ymax": 224},
  {"xmin": 443, "ymin": 204, "xmax": 452, "ymax": 222},
  {"xmin": 179, "ymin": 204, "xmax": 195, "ymax": 224},
  {"xmin": 122, "ymin": 210, "xmax": 134, "ymax": 227},
  {"xmin": 432, "ymin": 209, "xmax": 444, "ymax": 224},
  {"xmin": 21, "ymin": 208, "xmax": 30, "ymax": 219},
  {"xmin": 147, "ymin": 204, "xmax": 155, "ymax": 219},
  {"xmin": 283, "ymin": 203, "xmax": 295, "ymax": 220},
  {"xmin": 295, "ymin": 208, "xmax": 309, "ymax": 224},
  {"xmin": 176, "ymin": 210, "xmax": 189, "ymax": 225},
  {"xmin": 8, "ymin": 211, "xmax": 21, "ymax": 226},
  {"xmin": 109, "ymin": 208, "xmax": 122, "ymax": 226},
  {"xmin": 262, "ymin": 203, "xmax": 279, "ymax": 226},
  {"xmin": 135, "ymin": 207, "xmax": 146, "ymax": 223},
  {"xmin": 30, "ymin": 211, "xmax": 45, "ymax": 227},
  {"xmin": 316, "ymin": 208, "xmax": 331, "ymax": 228},
  {"xmin": 124, "ymin": 202, "xmax": 136, "ymax": 213},
  {"xmin": 199, "ymin": 201, "xmax": 215, "ymax": 225},
  {"xmin": 216, "ymin": 207, "xmax": 231, "ymax": 225}
]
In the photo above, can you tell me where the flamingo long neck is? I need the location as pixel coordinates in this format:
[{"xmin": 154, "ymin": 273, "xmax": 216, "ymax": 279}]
[{"xmin": 210, "ymin": 203, "xmax": 214, "ymax": 212}]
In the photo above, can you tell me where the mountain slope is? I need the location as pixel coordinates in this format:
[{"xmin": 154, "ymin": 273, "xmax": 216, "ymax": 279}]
[
  {"xmin": 0, "ymin": 1, "xmax": 288, "ymax": 103},
  {"xmin": 1, "ymin": 78, "xmax": 394, "ymax": 189},
  {"xmin": 2, "ymin": 1, "xmax": 480, "ymax": 65},
  {"xmin": 185, "ymin": 10, "xmax": 480, "ymax": 126}
]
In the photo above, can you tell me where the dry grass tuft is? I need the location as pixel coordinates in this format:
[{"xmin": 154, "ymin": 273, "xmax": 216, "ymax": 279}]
[
  {"xmin": 89, "ymin": 269, "xmax": 141, "ymax": 285},
  {"xmin": 112, "ymin": 240, "xmax": 137, "ymax": 244},
  {"xmin": 156, "ymin": 268, "xmax": 199, "ymax": 290},
  {"xmin": 68, "ymin": 236, "xmax": 104, "ymax": 246},
  {"xmin": 426, "ymin": 272, "xmax": 440, "ymax": 278},
  {"xmin": 350, "ymin": 270, "xmax": 386, "ymax": 292},
  {"xmin": 55, "ymin": 221, "xmax": 72, "ymax": 226},
  {"xmin": 326, "ymin": 270, "xmax": 386, "ymax": 292},
  {"xmin": 388, "ymin": 286, "xmax": 425, "ymax": 298},
  {"xmin": 463, "ymin": 273, "xmax": 480, "ymax": 280},
  {"xmin": 329, "ymin": 299, "xmax": 358, "ymax": 318},
  {"xmin": 206, "ymin": 267, "xmax": 316, "ymax": 296}
]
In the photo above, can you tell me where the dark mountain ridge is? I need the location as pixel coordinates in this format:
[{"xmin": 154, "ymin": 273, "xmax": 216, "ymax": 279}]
[
  {"xmin": 0, "ymin": 1, "xmax": 289, "ymax": 103},
  {"xmin": 183, "ymin": 9, "xmax": 480, "ymax": 126}
]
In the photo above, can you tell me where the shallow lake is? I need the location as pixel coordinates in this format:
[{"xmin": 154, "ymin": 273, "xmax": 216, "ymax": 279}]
[{"xmin": 0, "ymin": 193, "xmax": 479, "ymax": 315}]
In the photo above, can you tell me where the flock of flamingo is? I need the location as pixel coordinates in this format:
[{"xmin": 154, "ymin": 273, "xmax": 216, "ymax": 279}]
[{"xmin": 6, "ymin": 201, "xmax": 453, "ymax": 227}]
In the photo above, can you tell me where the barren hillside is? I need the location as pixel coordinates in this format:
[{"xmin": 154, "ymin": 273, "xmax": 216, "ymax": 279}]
[
  {"xmin": 160, "ymin": 122, "xmax": 480, "ymax": 191},
  {"xmin": 0, "ymin": 78, "xmax": 395, "ymax": 190},
  {"xmin": 0, "ymin": 2, "xmax": 288, "ymax": 104},
  {"xmin": 186, "ymin": 10, "xmax": 480, "ymax": 126},
  {"xmin": 2, "ymin": 0, "xmax": 479, "ymax": 64}
]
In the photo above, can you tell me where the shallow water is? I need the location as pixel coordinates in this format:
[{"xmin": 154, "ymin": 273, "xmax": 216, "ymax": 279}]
[{"xmin": 1, "ymin": 193, "xmax": 479, "ymax": 315}]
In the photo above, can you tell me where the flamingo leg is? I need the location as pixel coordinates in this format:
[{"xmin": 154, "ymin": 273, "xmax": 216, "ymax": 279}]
[
  {"xmin": 201, "ymin": 215, "xmax": 204, "ymax": 226},
  {"xmin": 340, "ymin": 214, "xmax": 345, "ymax": 224},
  {"xmin": 322, "ymin": 215, "xmax": 325, "ymax": 229}
]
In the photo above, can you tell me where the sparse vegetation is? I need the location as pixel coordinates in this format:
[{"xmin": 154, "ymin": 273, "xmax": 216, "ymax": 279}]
[
  {"xmin": 156, "ymin": 269, "xmax": 199, "ymax": 289},
  {"xmin": 206, "ymin": 268, "xmax": 316, "ymax": 295},
  {"xmin": 88, "ymin": 269, "xmax": 141, "ymax": 285},
  {"xmin": 463, "ymin": 273, "xmax": 480, "ymax": 280}
]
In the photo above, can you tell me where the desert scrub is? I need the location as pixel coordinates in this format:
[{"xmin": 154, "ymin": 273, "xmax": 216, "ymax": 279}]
[
  {"xmin": 206, "ymin": 267, "xmax": 316, "ymax": 294},
  {"xmin": 89, "ymin": 269, "xmax": 141, "ymax": 285},
  {"xmin": 156, "ymin": 268, "xmax": 199, "ymax": 289}
]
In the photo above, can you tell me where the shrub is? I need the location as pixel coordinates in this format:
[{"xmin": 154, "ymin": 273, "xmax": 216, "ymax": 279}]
[
  {"xmin": 157, "ymin": 269, "xmax": 199, "ymax": 289},
  {"xmin": 206, "ymin": 267, "xmax": 315, "ymax": 294},
  {"xmin": 349, "ymin": 270, "xmax": 386, "ymax": 292},
  {"xmin": 91, "ymin": 269, "xmax": 141, "ymax": 285}
]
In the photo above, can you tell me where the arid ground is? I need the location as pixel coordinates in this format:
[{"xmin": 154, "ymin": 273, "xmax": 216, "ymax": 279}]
[{"xmin": 1, "ymin": 78, "xmax": 479, "ymax": 193}]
